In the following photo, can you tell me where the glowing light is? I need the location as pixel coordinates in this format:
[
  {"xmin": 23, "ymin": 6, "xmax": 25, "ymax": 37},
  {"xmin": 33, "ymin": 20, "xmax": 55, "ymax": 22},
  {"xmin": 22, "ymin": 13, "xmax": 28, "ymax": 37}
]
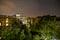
[
  {"xmin": 6, "ymin": 20, "xmax": 8, "ymax": 22},
  {"xmin": 6, "ymin": 18, "xmax": 9, "ymax": 22},
  {"xmin": 22, "ymin": 22, "xmax": 25, "ymax": 24},
  {"xmin": 6, "ymin": 23, "xmax": 8, "ymax": 26},
  {"xmin": 16, "ymin": 14, "xmax": 20, "ymax": 17},
  {"xmin": 0, "ymin": 22, "xmax": 1, "ymax": 26},
  {"xmin": 0, "ymin": 37, "xmax": 1, "ymax": 40}
]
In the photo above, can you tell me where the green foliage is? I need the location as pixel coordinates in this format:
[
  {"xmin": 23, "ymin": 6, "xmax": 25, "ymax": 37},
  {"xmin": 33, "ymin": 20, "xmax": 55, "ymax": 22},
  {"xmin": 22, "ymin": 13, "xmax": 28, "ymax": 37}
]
[
  {"xmin": 39, "ymin": 16, "xmax": 58, "ymax": 40},
  {"xmin": 20, "ymin": 30, "xmax": 25, "ymax": 40},
  {"xmin": 31, "ymin": 16, "xmax": 58, "ymax": 40},
  {"xmin": 1, "ymin": 15, "xmax": 59, "ymax": 40},
  {"xmin": 33, "ymin": 35, "xmax": 40, "ymax": 40},
  {"xmin": 55, "ymin": 26, "xmax": 60, "ymax": 39},
  {"xmin": 1, "ymin": 26, "xmax": 20, "ymax": 40}
]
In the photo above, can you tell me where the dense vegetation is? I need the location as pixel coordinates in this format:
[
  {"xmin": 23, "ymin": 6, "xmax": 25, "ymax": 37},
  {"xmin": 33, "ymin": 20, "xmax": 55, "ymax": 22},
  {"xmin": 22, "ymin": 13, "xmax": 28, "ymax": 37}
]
[{"xmin": 0, "ymin": 16, "xmax": 60, "ymax": 40}]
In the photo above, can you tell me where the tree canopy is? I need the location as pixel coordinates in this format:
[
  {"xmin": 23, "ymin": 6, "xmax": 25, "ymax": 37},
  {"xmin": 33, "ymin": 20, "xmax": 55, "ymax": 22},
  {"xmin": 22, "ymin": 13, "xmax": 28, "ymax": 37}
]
[{"xmin": 0, "ymin": 15, "xmax": 60, "ymax": 40}]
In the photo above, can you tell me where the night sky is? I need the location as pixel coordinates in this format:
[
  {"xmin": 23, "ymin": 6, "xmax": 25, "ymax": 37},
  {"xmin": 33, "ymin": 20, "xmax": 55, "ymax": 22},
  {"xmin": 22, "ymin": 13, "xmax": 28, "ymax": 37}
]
[{"xmin": 0, "ymin": 0, "xmax": 60, "ymax": 17}]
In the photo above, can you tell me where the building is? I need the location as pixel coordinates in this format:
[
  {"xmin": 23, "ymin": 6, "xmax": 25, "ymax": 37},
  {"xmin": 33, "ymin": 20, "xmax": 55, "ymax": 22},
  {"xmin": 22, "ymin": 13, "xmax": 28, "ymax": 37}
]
[
  {"xmin": 0, "ymin": 15, "xmax": 14, "ymax": 27},
  {"xmin": 15, "ymin": 13, "xmax": 30, "ymax": 27},
  {"xmin": 0, "ymin": 14, "xmax": 60, "ymax": 28}
]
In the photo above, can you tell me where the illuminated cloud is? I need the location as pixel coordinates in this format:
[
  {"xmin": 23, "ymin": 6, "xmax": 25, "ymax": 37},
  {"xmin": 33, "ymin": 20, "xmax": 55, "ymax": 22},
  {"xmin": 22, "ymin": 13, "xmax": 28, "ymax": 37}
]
[
  {"xmin": 0, "ymin": 0, "xmax": 60, "ymax": 17},
  {"xmin": 0, "ymin": 0, "xmax": 16, "ymax": 15}
]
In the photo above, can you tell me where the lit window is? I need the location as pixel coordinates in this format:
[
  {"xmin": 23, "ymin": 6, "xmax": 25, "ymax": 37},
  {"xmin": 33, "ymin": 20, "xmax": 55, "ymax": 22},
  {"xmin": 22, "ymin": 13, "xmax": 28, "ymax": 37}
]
[
  {"xmin": 0, "ymin": 23, "xmax": 1, "ymax": 26},
  {"xmin": 0, "ymin": 37, "xmax": 1, "ymax": 40},
  {"xmin": 6, "ymin": 23, "xmax": 8, "ymax": 26},
  {"xmin": 16, "ymin": 14, "xmax": 20, "ymax": 17},
  {"xmin": 6, "ymin": 20, "xmax": 8, "ymax": 22},
  {"xmin": 6, "ymin": 18, "xmax": 8, "ymax": 22}
]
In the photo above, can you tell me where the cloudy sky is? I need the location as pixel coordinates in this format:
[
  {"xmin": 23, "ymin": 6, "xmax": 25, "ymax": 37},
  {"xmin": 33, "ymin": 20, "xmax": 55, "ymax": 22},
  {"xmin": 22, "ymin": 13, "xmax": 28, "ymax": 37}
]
[{"xmin": 0, "ymin": 0, "xmax": 60, "ymax": 17}]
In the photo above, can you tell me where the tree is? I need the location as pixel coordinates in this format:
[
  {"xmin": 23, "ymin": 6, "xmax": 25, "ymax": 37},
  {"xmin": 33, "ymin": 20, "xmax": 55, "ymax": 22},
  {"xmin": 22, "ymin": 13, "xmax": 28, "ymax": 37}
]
[
  {"xmin": 32, "ymin": 35, "xmax": 40, "ymax": 40},
  {"xmin": 1, "ymin": 26, "xmax": 20, "ymax": 40},
  {"xmin": 1, "ymin": 15, "xmax": 59, "ymax": 40},
  {"xmin": 55, "ymin": 26, "xmax": 60, "ymax": 40},
  {"xmin": 31, "ymin": 15, "xmax": 58, "ymax": 40},
  {"xmin": 39, "ymin": 16, "xmax": 58, "ymax": 40},
  {"xmin": 1, "ymin": 19, "xmax": 24, "ymax": 40},
  {"xmin": 1, "ymin": 18, "xmax": 32, "ymax": 40}
]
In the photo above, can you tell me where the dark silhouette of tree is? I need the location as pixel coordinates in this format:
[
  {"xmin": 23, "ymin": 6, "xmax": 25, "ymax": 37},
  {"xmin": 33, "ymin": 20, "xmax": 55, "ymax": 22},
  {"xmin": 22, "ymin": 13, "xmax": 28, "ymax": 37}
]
[
  {"xmin": 31, "ymin": 15, "xmax": 58, "ymax": 40},
  {"xmin": 1, "ymin": 15, "xmax": 59, "ymax": 40}
]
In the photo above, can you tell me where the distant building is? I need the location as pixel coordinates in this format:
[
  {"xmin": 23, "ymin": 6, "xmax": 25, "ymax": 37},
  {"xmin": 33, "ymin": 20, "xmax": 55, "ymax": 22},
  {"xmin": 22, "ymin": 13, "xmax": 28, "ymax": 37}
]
[
  {"xmin": 15, "ymin": 13, "xmax": 21, "ymax": 19},
  {"xmin": 15, "ymin": 13, "xmax": 27, "ymax": 24},
  {"xmin": 15, "ymin": 13, "xmax": 36, "ymax": 27},
  {"xmin": 0, "ymin": 14, "xmax": 60, "ymax": 28},
  {"xmin": 0, "ymin": 15, "xmax": 14, "ymax": 27}
]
